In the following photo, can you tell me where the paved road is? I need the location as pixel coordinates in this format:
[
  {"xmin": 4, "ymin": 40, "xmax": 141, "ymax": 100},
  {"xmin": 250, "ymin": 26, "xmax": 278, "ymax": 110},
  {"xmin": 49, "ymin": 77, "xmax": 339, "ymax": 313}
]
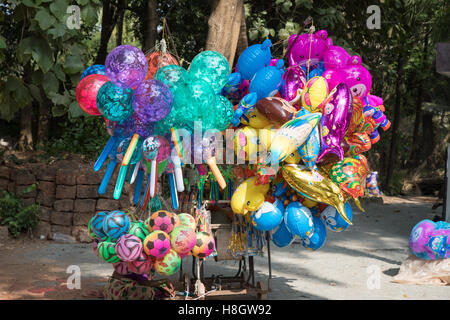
[{"xmin": 0, "ymin": 196, "xmax": 448, "ymax": 299}]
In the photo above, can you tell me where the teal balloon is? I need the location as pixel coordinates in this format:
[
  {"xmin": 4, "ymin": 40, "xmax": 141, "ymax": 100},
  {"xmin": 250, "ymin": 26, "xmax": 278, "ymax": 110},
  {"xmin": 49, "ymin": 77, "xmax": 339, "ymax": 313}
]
[
  {"xmin": 189, "ymin": 51, "xmax": 230, "ymax": 94},
  {"xmin": 211, "ymin": 95, "xmax": 234, "ymax": 131},
  {"xmin": 155, "ymin": 65, "xmax": 190, "ymax": 89},
  {"xmin": 97, "ymin": 81, "xmax": 134, "ymax": 121}
]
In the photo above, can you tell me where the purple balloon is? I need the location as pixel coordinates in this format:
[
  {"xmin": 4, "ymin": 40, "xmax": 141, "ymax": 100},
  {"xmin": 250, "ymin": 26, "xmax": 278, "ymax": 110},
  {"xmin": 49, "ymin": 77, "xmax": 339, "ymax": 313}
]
[
  {"xmin": 317, "ymin": 83, "xmax": 353, "ymax": 163},
  {"xmin": 105, "ymin": 45, "xmax": 148, "ymax": 89},
  {"xmin": 280, "ymin": 65, "xmax": 306, "ymax": 103},
  {"xmin": 132, "ymin": 79, "xmax": 173, "ymax": 123},
  {"xmin": 132, "ymin": 112, "xmax": 154, "ymax": 138}
]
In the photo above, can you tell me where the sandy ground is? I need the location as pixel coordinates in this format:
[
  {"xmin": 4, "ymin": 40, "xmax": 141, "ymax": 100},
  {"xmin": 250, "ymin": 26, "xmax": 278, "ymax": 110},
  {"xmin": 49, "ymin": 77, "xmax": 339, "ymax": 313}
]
[{"xmin": 0, "ymin": 196, "xmax": 448, "ymax": 300}]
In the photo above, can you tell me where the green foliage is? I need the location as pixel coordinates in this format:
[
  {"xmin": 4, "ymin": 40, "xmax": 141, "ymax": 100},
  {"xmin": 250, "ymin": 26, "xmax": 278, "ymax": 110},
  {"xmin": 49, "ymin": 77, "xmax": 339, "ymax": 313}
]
[{"xmin": 0, "ymin": 184, "xmax": 40, "ymax": 237}]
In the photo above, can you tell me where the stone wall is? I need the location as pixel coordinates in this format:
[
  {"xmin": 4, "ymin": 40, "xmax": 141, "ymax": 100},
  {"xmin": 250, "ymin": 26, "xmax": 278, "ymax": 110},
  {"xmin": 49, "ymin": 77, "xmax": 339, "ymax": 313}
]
[{"xmin": 0, "ymin": 160, "xmax": 133, "ymax": 243}]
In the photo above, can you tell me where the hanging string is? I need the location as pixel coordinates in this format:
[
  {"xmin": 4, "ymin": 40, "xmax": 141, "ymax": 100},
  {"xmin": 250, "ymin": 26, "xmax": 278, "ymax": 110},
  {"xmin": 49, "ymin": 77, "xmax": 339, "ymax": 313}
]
[{"xmin": 307, "ymin": 22, "xmax": 315, "ymax": 80}]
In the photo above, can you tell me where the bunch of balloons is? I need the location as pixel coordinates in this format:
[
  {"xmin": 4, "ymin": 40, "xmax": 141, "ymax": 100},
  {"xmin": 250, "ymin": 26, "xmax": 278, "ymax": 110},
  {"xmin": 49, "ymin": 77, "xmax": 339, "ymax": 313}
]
[
  {"xmin": 89, "ymin": 210, "xmax": 216, "ymax": 277},
  {"xmin": 227, "ymin": 28, "xmax": 391, "ymax": 252},
  {"xmin": 409, "ymin": 219, "xmax": 449, "ymax": 260}
]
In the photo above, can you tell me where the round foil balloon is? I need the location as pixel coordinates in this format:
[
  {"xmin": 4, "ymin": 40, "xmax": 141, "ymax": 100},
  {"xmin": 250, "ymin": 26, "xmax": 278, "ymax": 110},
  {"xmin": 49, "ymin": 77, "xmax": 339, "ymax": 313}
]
[
  {"xmin": 145, "ymin": 51, "xmax": 179, "ymax": 80},
  {"xmin": 132, "ymin": 79, "xmax": 173, "ymax": 123},
  {"xmin": 96, "ymin": 81, "xmax": 134, "ymax": 121},
  {"xmin": 76, "ymin": 74, "xmax": 109, "ymax": 115},
  {"xmin": 80, "ymin": 64, "xmax": 106, "ymax": 81},
  {"xmin": 105, "ymin": 45, "xmax": 148, "ymax": 89},
  {"xmin": 189, "ymin": 51, "xmax": 230, "ymax": 94}
]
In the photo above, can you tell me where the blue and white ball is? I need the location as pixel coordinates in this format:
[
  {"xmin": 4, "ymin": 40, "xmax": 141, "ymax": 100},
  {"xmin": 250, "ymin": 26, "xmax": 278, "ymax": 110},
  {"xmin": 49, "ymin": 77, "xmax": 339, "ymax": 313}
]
[
  {"xmin": 320, "ymin": 202, "xmax": 353, "ymax": 232},
  {"xmin": 271, "ymin": 219, "xmax": 295, "ymax": 248},
  {"xmin": 251, "ymin": 200, "xmax": 283, "ymax": 231},
  {"xmin": 102, "ymin": 210, "xmax": 131, "ymax": 240},
  {"xmin": 285, "ymin": 202, "xmax": 314, "ymax": 239},
  {"xmin": 301, "ymin": 216, "xmax": 327, "ymax": 250}
]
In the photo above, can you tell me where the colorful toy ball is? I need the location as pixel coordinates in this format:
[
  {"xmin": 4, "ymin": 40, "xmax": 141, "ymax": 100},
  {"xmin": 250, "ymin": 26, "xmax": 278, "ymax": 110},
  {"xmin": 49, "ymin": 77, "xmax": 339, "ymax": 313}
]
[
  {"xmin": 409, "ymin": 219, "xmax": 450, "ymax": 260},
  {"xmin": 173, "ymin": 213, "xmax": 182, "ymax": 229},
  {"xmin": 154, "ymin": 249, "xmax": 181, "ymax": 275},
  {"xmin": 113, "ymin": 261, "xmax": 131, "ymax": 275},
  {"xmin": 271, "ymin": 220, "xmax": 295, "ymax": 248},
  {"xmin": 145, "ymin": 51, "xmax": 179, "ymax": 80},
  {"xmin": 178, "ymin": 213, "xmax": 196, "ymax": 230},
  {"xmin": 143, "ymin": 230, "xmax": 171, "ymax": 258},
  {"xmin": 189, "ymin": 50, "xmax": 231, "ymax": 94},
  {"xmin": 191, "ymin": 231, "xmax": 215, "ymax": 258},
  {"xmin": 96, "ymin": 81, "xmax": 134, "ymax": 122},
  {"xmin": 102, "ymin": 210, "xmax": 131, "ymax": 240},
  {"xmin": 301, "ymin": 216, "xmax": 327, "ymax": 251},
  {"xmin": 88, "ymin": 216, "xmax": 98, "ymax": 239},
  {"xmin": 105, "ymin": 44, "xmax": 148, "ymax": 89},
  {"xmin": 251, "ymin": 201, "xmax": 283, "ymax": 231},
  {"xmin": 145, "ymin": 210, "xmax": 176, "ymax": 234},
  {"xmin": 284, "ymin": 202, "xmax": 314, "ymax": 239},
  {"xmin": 76, "ymin": 74, "xmax": 110, "ymax": 115},
  {"xmin": 115, "ymin": 234, "xmax": 143, "ymax": 262},
  {"xmin": 319, "ymin": 202, "xmax": 353, "ymax": 232},
  {"xmin": 80, "ymin": 64, "xmax": 106, "ymax": 80},
  {"xmin": 128, "ymin": 252, "xmax": 154, "ymax": 274},
  {"xmin": 132, "ymin": 79, "xmax": 173, "ymax": 123},
  {"xmin": 170, "ymin": 226, "xmax": 197, "ymax": 255},
  {"xmin": 98, "ymin": 241, "xmax": 121, "ymax": 263},
  {"xmin": 127, "ymin": 221, "xmax": 150, "ymax": 242},
  {"xmin": 90, "ymin": 211, "xmax": 109, "ymax": 240}
]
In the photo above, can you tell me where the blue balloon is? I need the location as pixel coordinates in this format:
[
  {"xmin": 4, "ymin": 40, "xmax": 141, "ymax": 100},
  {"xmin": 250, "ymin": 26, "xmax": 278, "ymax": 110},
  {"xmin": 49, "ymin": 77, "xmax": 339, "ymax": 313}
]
[
  {"xmin": 319, "ymin": 202, "xmax": 353, "ymax": 232},
  {"xmin": 248, "ymin": 59, "xmax": 284, "ymax": 101},
  {"xmin": 301, "ymin": 61, "xmax": 325, "ymax": 81},
  {"xmin": 251, "ymin": 201, "xmax": 283, "ymax": 231},
  {"xmin": 272, "ymin": 219, "xmax": 294, "ymax": 248},
  {"xmin": 236, "ymin": 39, "xmax": 272, "ymax": 80},
  {"xmin": 285, "ymin": 201, "xmax": 314, "ymax": 238},
  {"xmin": 273, "ymin": 198, "xmax": 285, "ymax": 214},
  {"xmin": 301, "ymin": 216, "xmax": 327, "ymax": 250},
  {"xmin": 81, "ymin": 64, "xmax": 106, "ymax": 80}
]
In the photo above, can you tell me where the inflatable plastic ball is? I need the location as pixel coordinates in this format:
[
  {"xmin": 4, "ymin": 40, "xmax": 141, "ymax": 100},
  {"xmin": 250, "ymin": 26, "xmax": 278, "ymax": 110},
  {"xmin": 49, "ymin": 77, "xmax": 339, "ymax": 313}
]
[
  {"xmin": 251, "ymin": 201, "xmax": 283, "ymax": 231},
  {"xmin": 80, "ymin": 64, "xmax": 106, "ymax": 80},
  {"xmin": 285, "ymin": 202, "xmax": 314, "ymax": 239},
  {"xmin": 154, "ymin": 64, "xmax": 190, "ymax": 90},
  {"xmin": 301, "ymin": 216, "xmax": 327, "ymax": 251},
  {"xmin": 102, "ymin": 211, "xmax": 131, "ymax": 240},
  {"xmin": 90, "ymin": 211, "xmax": 109, "ymax": 240},
  {"xmin": 145, "ymin": 210, "xmax": 176, "ymax": 234},
  {"xmin": 113, "ymin": 261, "xmax": 131, "ymax": 275},
  {"xmin": 143, "ymin": 230, "xmax": 171, "ymax": 258},
  {"xmin": 271, "ymin": 220, "xmax": 295, "ymax": 248},
  {"xmin": 76, "ymin": 74, "xmax": 109, "ymax": 116},
  {"xmin": 132, "ymin": 79, "xmax": 173, "ymax": 123},
  {"xmin": 173, "ymin": 213, "xmax": 182, "ymax": 229},
  {"xmin": 127, "ymin": 221, "xmax": 150, "ymax": 242},
  {"xmin": 105, "ymin": 44, "xmax": 148, "ymax": 89},
  {"xmin": 154, "ymin": 249, "xmax": 181, "ymax": 276},
  {"xmin": 115, "ymin": 234, "xmax": 143, "ymax": 262},
  {"xmin": 96, "ymin": 81, "xmax": 134, "ymax": 122},
  {"xmin": 320, "ymin": 202, "xmax": 353, "ymax": 232},
  {"xmin": 105, "ymin": 117, "xmax": 136, "ymax": 139},
  {"xmin": 409, "ymin": 219, "xmax": 449, "ymax": 260},
  {"xmin": 128, "ymin": 252, "xmax": 154, "ymax": 274},
  {"xmin": 192, "ymin": 231, "xmax": 215, "ymax": 258},
  {"xmin": 98, "ymin": 241, "xmax": 121, "ymax": 263},
  {"xmin": 178, "ymin": 213, "xmax": 196, "ymax": 230},
  {"xmin": 145, "ymin": 51, "xmax": 179, "ymax": 80},
  {"xmin": 170, "ymin": 226, "xmax": 197, "ymax": 255},
  {"xmin": 189, "ymin": 50, "xmax": 230, "ymax": 94}
]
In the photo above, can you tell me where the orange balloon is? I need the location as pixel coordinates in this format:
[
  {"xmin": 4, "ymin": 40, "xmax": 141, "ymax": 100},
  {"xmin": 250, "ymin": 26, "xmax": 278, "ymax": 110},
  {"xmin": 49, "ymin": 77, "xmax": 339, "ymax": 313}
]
[{"xmin": 145, "ymin": 51, "xmax": 179, "ymax": 80}]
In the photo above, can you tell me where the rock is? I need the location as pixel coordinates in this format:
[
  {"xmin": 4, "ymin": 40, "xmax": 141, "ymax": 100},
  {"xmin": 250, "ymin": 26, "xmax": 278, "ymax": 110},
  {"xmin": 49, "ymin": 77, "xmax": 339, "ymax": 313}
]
[
  {"xmin": 51, "ymin": 226, "xmax": 73, "ymax": 238},
  {"xmin": 73, "ymin": 212, "xmax": 93, "ymax": 226},
  {"xmin": 15, "ymin": 185, "xmax": 37, "ymax": 198},
  {"xmin": 0, "ymin": 178, "xmax": 9, "ymax": 191},
  {"xmin": 72, "ymin": 226, "xmax": 93, "ymax": 243},
  {"xmin": 52, "ymin": 231, "xmax": 75, "ymax": 243},
  {"xmin": 55, "ymin": 185, "xmax": 77, "ymax": 199},
  {"xmin": 37, "ymin": 181, "xmax": 56, "ymax": 196},
  {"xmin": 21, "ymin": 198, "xmax": 36, "ymax": 207},
  {"xmin": 56, "ymin": 169, "xmax": 77, "ymax": 185},
  {"xmin": 74, "ymin": 199, "xmax": 97, "ymax": 213},
  {"xmin": 7, "ymin": 182, "xmax": 15, "ymax": 193},
  {"xmin": 0, "ymin": 167, "xmax": 10, "ymax": 180},
  {"xmin": 0, "ymin": 226, "xmax": 10, "ymax": 243},
  {"xmin": 51, "ymin": 211, "xmax": 74, "ymax": 226},
  {"xmin": 53, "ymin": 199, "xmax": 74, "ymax": 212},
  {"xmin": 14, "ymin": 169, "xmax": 36, "ymax": 186},
  {"xmin": 36, "ymin": 167, "xmax": 57, "ymax": 182},
  {"xmin": 38, "ymin": 206, "xmax": 52, "ymax": 222},
  {"xmin": 36, "ymin": 191, "xmax": 55, "ymax": 207},
  {"xmin": 77, "ymin": 171, "xmax": 101, "ymax": 185},
  {"xmin": 96, "ymin": 198, "xmax": 120, "ymax": 211},
  {"xmin": 32, "ymin": 221, "xmax": 51, "ymax": 240},
  {"xmin": 77, "ymin": 185, "xmax": 99, "ymax": 199}
]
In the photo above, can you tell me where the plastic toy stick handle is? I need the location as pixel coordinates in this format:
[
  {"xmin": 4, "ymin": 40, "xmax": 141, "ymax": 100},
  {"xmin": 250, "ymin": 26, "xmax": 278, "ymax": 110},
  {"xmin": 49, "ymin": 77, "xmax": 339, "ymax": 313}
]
[
  {"xmin": 140, "ymin": 173, "xmax": 151, "ymax": 207},
  {"xmin": 149, "ymin": 159, "xmax": 158, "ymax": 198},
  {"xmin": 171, "ymin": 154, "xmax": 184, "ymax": 192},
  {"xmin": 122, "ymin": 134, "xmax": 139, "ymax": 167},
  {"xmin": 130, "ymin": 161, "xmax": 140, "ymax": 184},
  {"xmin": 132, "ymin": 168, "xmax": 145, "ymax": 205},
  {"xmin": 168, "ymin": 172, "xmax": 179, "ymax": 210},
  {"xmin": 142, "ymin": 174, "xmax": 152, "ymax": 209},
  {"xmin": 94, "ymin": 136, "xmax": 117, "ymax": 172},
  {"xmin": 126, "ymin": 163, "xmax": 135, "ymax": 183},
  {"xmin": 206, "ymin": 156, "xmax": 226, "ymax": 190},
  {"xmin": 171, "ymin": 127, "xmax": 184, "ymax": 159},
  {"xmin": 114, "ymin": 165, "xmax": 128, "ymax": 200},
  {"xmin": 195, "ymin": 164, "xmax": 207, "ymax": 176},
  {"xmin": 98, "ymin": 160, "xmax": 117, "ymax": 195}
]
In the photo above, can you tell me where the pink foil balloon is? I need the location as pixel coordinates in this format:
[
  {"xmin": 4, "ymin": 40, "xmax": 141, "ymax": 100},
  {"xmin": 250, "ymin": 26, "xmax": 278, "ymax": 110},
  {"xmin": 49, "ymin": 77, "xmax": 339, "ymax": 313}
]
[
  {"xmin": 317, "ymin": 83, "xmax": 353, "ymax": 163},
  {"xmin": 280, "ymin": 65, "xmax": 307, "ymax": 103},
  {"xmin": 76, "ymin": 74, "xmax": 109, "ymax": 115}
]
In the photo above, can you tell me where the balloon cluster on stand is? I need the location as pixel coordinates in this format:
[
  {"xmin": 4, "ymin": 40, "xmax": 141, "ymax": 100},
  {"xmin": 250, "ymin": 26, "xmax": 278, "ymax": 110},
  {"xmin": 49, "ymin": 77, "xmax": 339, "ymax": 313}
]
[{"xmin": 89, "ymin": 210, "xmax": 216, "ymax": 277}]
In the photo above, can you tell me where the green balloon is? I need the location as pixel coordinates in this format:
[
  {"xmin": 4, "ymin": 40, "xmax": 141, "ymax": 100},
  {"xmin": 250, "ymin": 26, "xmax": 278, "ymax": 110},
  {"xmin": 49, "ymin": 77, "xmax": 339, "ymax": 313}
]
[
  {"xmin": 213, "ymin": 95, "xmax": 234, "ymax": 131},
  {"xmin": 189, "ymin": 51, "xmax": 230, "ymax": 94},
  {"xmin": 154, "ymin": 65, "xmax": 190, "ymax": 89}
]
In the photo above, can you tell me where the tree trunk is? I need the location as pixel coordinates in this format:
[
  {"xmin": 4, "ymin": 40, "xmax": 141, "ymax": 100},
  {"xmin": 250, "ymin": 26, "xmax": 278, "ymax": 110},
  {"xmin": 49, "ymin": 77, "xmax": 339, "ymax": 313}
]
[
  {"xmin": 116, "ymin": 0, "xmax": 127, "ymax": 47},
  {"xmin": 235, "ymin": 3, "xmax": 248, "ymax": 62},
  {"xmin": 18, "ymin": 107, "xmax": 33, "ymax": 151},
  {"xmin": 205, "ymin": 0, "xmax": 244, "ymax": 67},
  {"xmin": 36, "ymin": 86, "xmax": 50, "ymax": 149},
  {"xmin": 143, "ymin": 0, "xmax": 158, "ymax": 52},
  {"xmin": 95, "ymin": 0, "xmax": 119, "ymax": 64},
  {"xmin": 384, "ymin": 54, "xmax": 405, "ymax": 190},
  {"xmin": 420, "ymin": 111, "xmax": 435, "ymax": 160}
]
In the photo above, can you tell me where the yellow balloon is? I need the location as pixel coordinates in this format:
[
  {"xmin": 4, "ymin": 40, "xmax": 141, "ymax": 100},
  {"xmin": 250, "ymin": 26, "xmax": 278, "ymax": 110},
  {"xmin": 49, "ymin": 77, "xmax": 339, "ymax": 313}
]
[
  {"xmin": 241, "ymin": 108, "xmax": 271, "ymax": 129},
  {"xmin": 231, "ymin": 176, "xmax": 270, "ymax": 215},
  {"xmin": 281, "ymin": 164, "xmax": 352, "ymax": 225},
  {"xmin": 284, "ymin": 150, "xmax": 301, "ymax": 164},
  {"xmin": 301, "ymin": 76, "xmax": 329, "ymax": 113},
  {"xmin": 234, "ymin": 126, "xmax": 259, "ymax": 161}
]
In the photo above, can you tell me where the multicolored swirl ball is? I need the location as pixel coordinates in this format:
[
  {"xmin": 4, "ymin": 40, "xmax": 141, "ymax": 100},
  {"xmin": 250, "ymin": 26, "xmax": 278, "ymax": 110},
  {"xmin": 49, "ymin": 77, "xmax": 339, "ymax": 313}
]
[
  {"xmin": 154, "ymin": 249, "xmax": 181, "ymax": 275},
  {"xmin": 102, "ymin": 210, "xmax": 131, "ymax": 240},
  {"xmin": 80, "ymin": 64, "xmax": 106, "ymax": 80},
  {"xmin": 98, "ymin": 241, "xmax": 120, "ymax": 263},
  {"xmin": 96, "ymin": 81, "xmax": 134, "ymax": 121},
  {"xmin": 116, "ymin": 136, "xmax": 143, "ymax": 164},
  {"xmin": 76, "ymin": 74, "xmax": 109, "ymax": 115},
  {"xmin": 132, "ymin": 79, "xmax": 173, "ymax": 123},
  {"xmin": 127, "ymin": 221, "xmax": 150, "ymax": 242},
  {"xmin": 128, "ymin": 252, "xmax": 154, "ymax": 274},
  {"xmin": 105, "ymin": 44, "xmax": 148, "ymax": 89},
  {"xmin": 115, "ymin": 234, "xmax": 143, "ymax": 262}
]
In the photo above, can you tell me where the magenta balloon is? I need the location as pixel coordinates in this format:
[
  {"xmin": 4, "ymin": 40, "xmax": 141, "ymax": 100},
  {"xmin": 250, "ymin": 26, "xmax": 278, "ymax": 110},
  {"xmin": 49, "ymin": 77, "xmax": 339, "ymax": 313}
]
[
  {"xmin": 132, "ymin": 79, "xmax": 173, "ymax": 123},
  {"xmin": 317, "ymin": 83, "xmax": 353, "ymax": 163},
  {"xmin": 323, "ymin": 46, "xmax": 350, "ymax": 70},
  {"xmin": 280, "ymin": 66, "xmax": 306, "ymax": 102}
]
